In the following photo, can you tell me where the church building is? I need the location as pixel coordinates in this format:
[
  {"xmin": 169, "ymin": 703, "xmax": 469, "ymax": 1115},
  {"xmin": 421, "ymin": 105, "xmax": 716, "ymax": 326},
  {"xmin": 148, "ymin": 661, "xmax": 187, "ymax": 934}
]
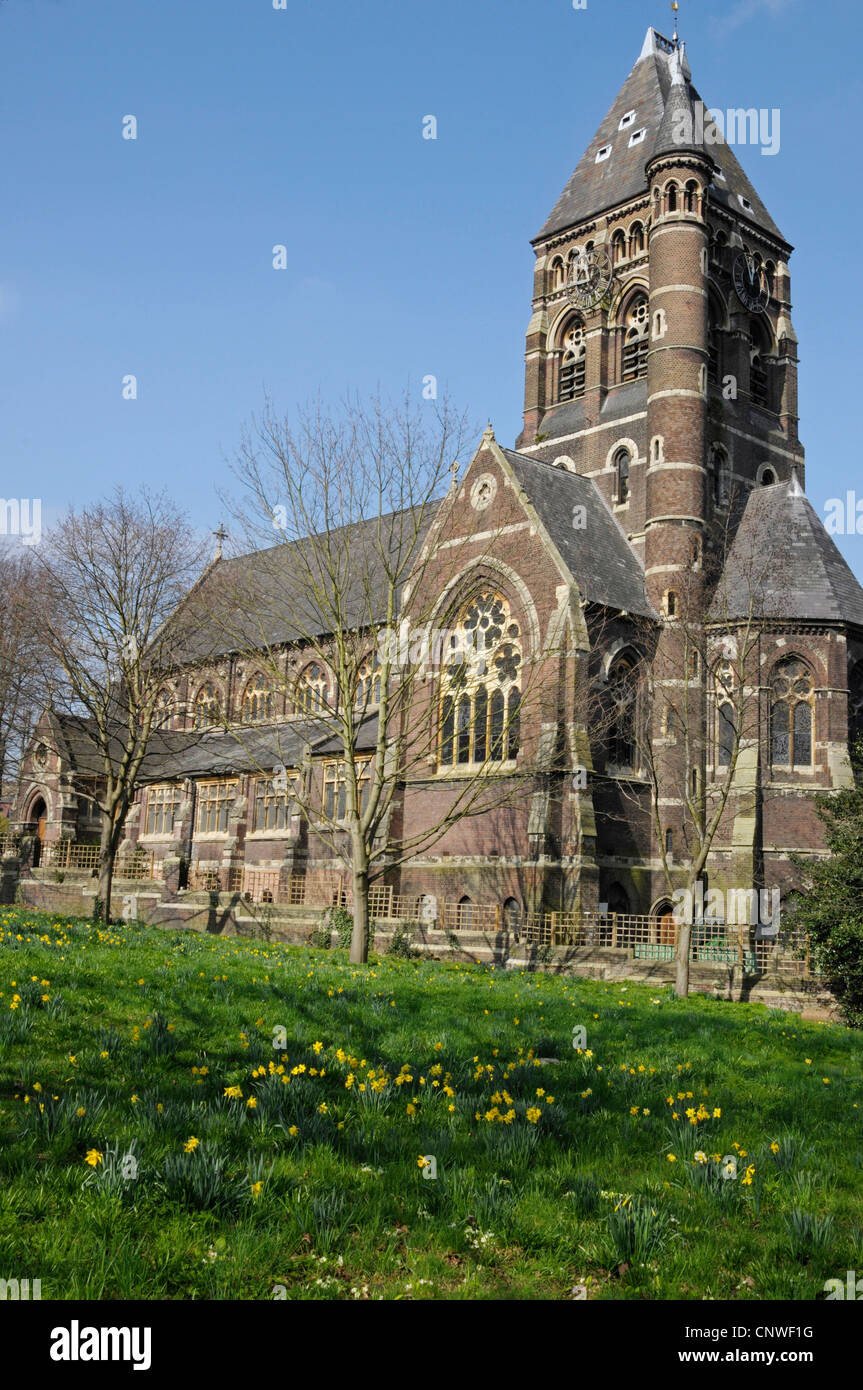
[{"xmin": 15, "ymin": 26, "xmax": 863, "ymax": 934}]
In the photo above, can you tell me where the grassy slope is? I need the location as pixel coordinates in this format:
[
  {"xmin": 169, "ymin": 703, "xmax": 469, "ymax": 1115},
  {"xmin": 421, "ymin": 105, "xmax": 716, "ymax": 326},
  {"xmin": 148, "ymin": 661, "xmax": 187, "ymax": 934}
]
[{"xmin": 0, "ymin": 908, "xmax": 861, "ymax": 1301}]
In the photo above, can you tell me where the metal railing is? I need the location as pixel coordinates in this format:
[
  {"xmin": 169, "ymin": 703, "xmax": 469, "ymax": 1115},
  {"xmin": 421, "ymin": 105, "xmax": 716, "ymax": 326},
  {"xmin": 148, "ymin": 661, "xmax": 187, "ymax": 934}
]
[
  {"xmin": 41, "ymin": 842, "xmax": 100, "ymax": 871},
  {"xmin": 236, "ymin": 873, "xmax": 499, "ymax": 928},
  {"xmin": 187, "ymin": 863, "xmax": 244, "ymax": 893},
  {"xmin": 521, "ymin": 910, "xmax": 817, "ymax": 977},
  {"xmin": 115, "ymin": 849, "xmax": 158, "ymax": 880}
]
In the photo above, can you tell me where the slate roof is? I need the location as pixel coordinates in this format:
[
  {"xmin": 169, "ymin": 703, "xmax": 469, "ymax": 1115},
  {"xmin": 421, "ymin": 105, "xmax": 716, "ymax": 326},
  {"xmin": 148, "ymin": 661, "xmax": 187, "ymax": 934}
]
[
  {"xmin": 538, "ymin": 379, "xmax": 646, "ymax": 442},
  {"xmin": 42, "ymin": 711, "xmax": 379, "ymax": 784},
  {"xmin": 164, "ymin": 505, "xmax": 436, "ymax": 666},
  {"xmin": 502, "ymin": 449, "xmax": 657, "ymax": 618},
  {"xmin": 709, "ymin": 478, "xmax": 863, "ymax": 628},
  {"xmin": 536, "ymin": 27, "xmax": 786, "ymax": 245}
]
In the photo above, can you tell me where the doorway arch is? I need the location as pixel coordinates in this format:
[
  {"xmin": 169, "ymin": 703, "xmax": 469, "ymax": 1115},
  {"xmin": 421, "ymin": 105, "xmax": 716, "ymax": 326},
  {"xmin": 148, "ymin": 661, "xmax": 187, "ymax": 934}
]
[
  {"xmin": 651, "ymin": 896, "xmax": 676, "ymax": 947},
  {"xmin": 29, "ymin": 797, "xmax": 47, "ymax": 867}
]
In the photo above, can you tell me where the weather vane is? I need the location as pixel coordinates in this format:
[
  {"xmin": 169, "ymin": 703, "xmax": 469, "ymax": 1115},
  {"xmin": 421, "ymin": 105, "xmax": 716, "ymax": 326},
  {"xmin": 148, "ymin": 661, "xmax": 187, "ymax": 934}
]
[{"xmin": 671, "ymin": 1, "xmax": 679, "ymax": 43}]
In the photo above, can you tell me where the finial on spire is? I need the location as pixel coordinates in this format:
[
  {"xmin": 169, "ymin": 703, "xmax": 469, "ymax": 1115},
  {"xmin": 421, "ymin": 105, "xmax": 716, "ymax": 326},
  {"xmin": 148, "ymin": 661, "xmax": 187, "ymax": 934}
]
[
  {"xmin": 449, "ymin": 458, "xmax": 459, "ymax": 488},
  {"xmin": 671, "ymin": 1, "xmax": 679, "ymax": 43},
  {"xmin": 212, "ymin": 522, "xmax": 228, "ymax": 559}
]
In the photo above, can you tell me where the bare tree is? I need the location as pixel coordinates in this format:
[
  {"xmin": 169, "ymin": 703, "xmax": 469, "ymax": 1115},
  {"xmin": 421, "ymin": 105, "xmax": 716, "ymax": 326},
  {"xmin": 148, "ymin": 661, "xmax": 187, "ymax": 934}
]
[
  {"xmin": 33, "ymin": 489, "xmax": 207, "ymax": 921},
  {"xmin": 203, "ymin": 392, "xmax": 549, "ymax": 964},
  {"xmin": 0, "ymin": 549, "xmax": 50, "ymax": 799}
]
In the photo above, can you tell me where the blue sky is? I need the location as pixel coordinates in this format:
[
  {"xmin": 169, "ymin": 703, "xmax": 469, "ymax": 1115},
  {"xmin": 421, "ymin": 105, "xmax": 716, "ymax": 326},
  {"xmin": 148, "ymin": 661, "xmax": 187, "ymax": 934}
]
[{"xmin": 2, "ymin": 0, "xmax": 861, "ymax": 569}]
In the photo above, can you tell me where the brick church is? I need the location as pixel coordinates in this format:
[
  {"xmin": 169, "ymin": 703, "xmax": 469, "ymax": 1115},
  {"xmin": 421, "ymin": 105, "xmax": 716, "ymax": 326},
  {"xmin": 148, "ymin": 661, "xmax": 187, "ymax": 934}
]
[{"xmin": 15, "ymin": 26, "xmax": 863, "ymax": 931}]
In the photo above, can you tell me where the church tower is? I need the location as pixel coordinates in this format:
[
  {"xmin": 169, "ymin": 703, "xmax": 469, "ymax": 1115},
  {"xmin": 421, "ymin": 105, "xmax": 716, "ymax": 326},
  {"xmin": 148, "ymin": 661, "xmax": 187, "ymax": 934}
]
[{"xmin": 516, "ymin": 26, "xmax": 805, "ymax": 576}]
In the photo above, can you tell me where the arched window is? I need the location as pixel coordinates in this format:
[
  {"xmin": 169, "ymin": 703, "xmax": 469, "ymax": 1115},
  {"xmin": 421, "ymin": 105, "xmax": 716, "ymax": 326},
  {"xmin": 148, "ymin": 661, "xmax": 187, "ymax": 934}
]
[
  {"xmin": 608, "ymin": 654, "xmax": 638, "ymax": 767},
  {"xmin": 717, "ymin": 702, "xmax": 736, "ymax": 767},
  {"xmin": 666, "ymin": 591, "xmax": 677, "ymax": 617},
  {"xmin": 607, "ymin": 882, "xmax": 630, "ymax": 915},
  {"xmin": 155, "ymin": 688, "xmax": 175, "ymax": 730},
  {"xmin": 707, "ymin": 298, "xmax": 722, "ymax": 385},
  {"xmin": 684, "ymin": 180, "xmax": 699, "ymax": 214},
  {"xmin": 759, "ymin": 466, "xmax": 776, "ymax": 487},
  {"xmin": 502, "ymin": 897, "xmax": 522, "ymax": 932},
  {"xmin": 194, "ymin": 681, "xmax": 222, "ymax": 730},
  {"xmin": 550, "ymin": 257, "xmax": 565, "ymax": 291},
  {"xmin": 614, "ymin": 447, "xmax": 630, "ymax": 503},
  {"xmin": 750, "ymin": 319, "xmax": 770, "ymax": 408},
  {"xmin": 665, "ymin": 827, "xmax": 674, "ymax": 856},
  {"xmin": 456, "ymin": 895, "xmax": 475, "ymax": 929},
  {"xmin": 629, "ymin": 222, "xmax": 645, "ymax": 256},
  {"xmin": 611, "ymin": 229, "xmax": 626, "ymax": 266},
  {"xmin": 849, "ymin": 659, "xmax": 863, "ymax": 747},
  {"xmin": 438, "ymin": 591, "xmax": 522, "ymax": 768},
  {"xmin": 295, "ymin": 663, "xmax": 329, "ymax": 715},
  {"xmin": 770, "ymin": 658, "xmax": 814, "ymax": 767},
  {"xmin": 750, "ymin": 353, "xmax": 768, "ymax": 407},
  {"xmin": 621, "ymin": 294, "xmax": 649, "ymax": 381},
  {"xmin": 559, "ymin": 319, "xmax": 586, "ymax": 402},
  {"xmin": 241, "ymin": 672, "xmax": 274, "ymax": 723},
  {"xmin": 666, "ymin": 181, "xmax": 678, "ymax": 213},
  {"xmin": 354, "ymin": 654, "xmax": 381, "ymax": 710},
  {"xmin": 710, "ymin": 445, "xmax": 730, "ymax": 506}
]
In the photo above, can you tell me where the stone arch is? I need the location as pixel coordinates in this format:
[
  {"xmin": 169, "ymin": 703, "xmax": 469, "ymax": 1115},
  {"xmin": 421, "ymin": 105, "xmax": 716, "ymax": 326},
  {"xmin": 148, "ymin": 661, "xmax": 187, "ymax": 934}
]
[
  {"xmin": 429, "ymin": 556, "xmax": 542, "ymax": 661},
  {"xmin": 604, "ymin": 436, "xmax": 640, "ymax": 475},
  {"xmin": 628, "ymin": 220, "xmax": 645, "ymax": 256},
  {"xmin": 755, "ymin": 461, "xmax": 778, "ymax": 486},
  {"xmin": 25, "ymin": 790, "xmax": 49, "ymax": 867},
  {"xmin": 768, "ymin": 653, "xmax": 817, "ymax": 769},
  {"xmin": 605, "ymin": 881, "xmax": 631, "ymax": 915},
  {"xmin": 502, "ymin": 896, "xmax": 523, "ymax": 933},
  {"xmin": 193, "ymin": 678, "xmax": 224, "ymax": 730},
  {"xmin": 601, "ymin": 637, "xmax": 644, "ymax": 680},
  {"xmin": 608, "ymin": 277, "xmax": 648, "ymax": 328},
  {"xmin": 549, "ymin": 255, "xmax": 566, "ymax": 292}
]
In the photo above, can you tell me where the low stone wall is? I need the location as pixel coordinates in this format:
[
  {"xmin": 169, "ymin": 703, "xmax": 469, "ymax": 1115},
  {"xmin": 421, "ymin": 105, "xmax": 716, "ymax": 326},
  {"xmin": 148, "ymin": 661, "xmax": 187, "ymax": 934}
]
[{"xmin": 9, "ymin": 869, "xmax": 838, "ymax": 1021}]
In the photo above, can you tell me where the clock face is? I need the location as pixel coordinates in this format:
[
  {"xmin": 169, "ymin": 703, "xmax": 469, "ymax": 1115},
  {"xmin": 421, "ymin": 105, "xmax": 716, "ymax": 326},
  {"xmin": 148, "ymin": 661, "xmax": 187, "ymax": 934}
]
[
  {"xmin": 565, "ymin": 246, "xmax": 613, "ymax": 311},
  {"xmin": 732, "ymin": 253, "xmax": 769, "ymax": 312}
]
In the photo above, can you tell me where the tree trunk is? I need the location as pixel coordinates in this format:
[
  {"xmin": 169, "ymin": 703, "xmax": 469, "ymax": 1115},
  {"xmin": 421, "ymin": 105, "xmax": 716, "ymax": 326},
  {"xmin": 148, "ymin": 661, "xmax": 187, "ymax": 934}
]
[
  {"xmin": 95, "ymin": 816, "xmax": 118, "ymax": 924},
  {"xmin": 349, "ymin": 833, "xmax": 370, "ymax": 965},
  {"xmin": 675, "ymin": 918, "xmax": 692, "ymax": 997}
]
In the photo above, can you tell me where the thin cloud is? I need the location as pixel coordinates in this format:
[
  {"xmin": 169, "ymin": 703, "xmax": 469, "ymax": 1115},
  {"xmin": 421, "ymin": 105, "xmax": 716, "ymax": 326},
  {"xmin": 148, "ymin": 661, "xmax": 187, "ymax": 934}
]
[{"xmin": 712, "ymin": 0, "xmax": 797, "ymax": 36}]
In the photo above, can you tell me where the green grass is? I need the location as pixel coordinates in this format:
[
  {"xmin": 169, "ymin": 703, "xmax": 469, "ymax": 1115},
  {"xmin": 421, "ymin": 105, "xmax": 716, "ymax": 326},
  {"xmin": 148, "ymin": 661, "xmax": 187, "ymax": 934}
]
[{"xmin": 1, "ymin": 907, "xmax": 861, "ymax": 1301}]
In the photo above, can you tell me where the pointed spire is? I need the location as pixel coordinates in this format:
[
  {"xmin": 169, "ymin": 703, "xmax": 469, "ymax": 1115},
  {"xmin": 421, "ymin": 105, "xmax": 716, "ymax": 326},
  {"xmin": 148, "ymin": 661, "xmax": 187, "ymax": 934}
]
[
  {"xmin": 649, "ymin": 43, "xmax": 710, "ymax": 166},
  {"xmin": 536, "ymin": 22, "xmax": 782, "ymax": 243}
]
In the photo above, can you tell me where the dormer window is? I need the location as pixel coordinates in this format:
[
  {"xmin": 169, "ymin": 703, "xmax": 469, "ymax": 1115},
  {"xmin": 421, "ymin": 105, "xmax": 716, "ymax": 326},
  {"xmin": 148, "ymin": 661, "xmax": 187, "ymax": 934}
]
[
  {"xmin": 628, "ymin": 127, "xmax": 647, "ymax": 146},
  {"xmin": 619, "ymin": 110, "xmax": 637, "ymax": 130},
  {"xmin": 713, "ymin": 166, "xmax": 725, "ymax": 181},
  {"xmin": 595, "ymin": 144, "xmax": 612, "ymax": 163},
  {"xmin": 738, "ymin": 195, "xmax": 752, "ymax": 211}
]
